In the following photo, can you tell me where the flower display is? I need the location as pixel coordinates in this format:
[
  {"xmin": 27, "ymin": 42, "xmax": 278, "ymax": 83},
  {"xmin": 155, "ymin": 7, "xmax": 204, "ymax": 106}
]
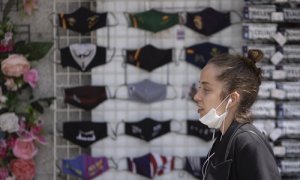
[{"xmin": 0, "ymin": 1, "xmax": 53, "ymax": 179}]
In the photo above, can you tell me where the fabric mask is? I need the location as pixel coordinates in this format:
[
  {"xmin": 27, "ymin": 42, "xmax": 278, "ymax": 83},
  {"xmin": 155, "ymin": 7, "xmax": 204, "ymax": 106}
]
[
  {"xmin": 127, "ymin": 79, "xmax": 167, "ymax": 103},
  {"xmin": 127, "ymin": 153, "xmax": 175, "ymax": 178},
  {"xmin": 184, "ymin": 42, "xmax": 229, "ymax": 69},
  {"xmin": 125, "ymin": 44, "xmax": 172, "ymax": 72},
  {"xmin": 185, "ymin": 7, "xmax": 232, "ymax": 36},
  {"xmin": 58, "ymin": 7, "xmax": 107, "ymax": 34},
  {"xmin": 124, "ymin": 117, "xmax": 171, "ymax": 142},
  {"xmin": 64, "ymin": 85, "xmax": 108, "ymax": 110},
  {"xmin": 184, "ymin": 156, "xmax": 207, "ymax": 180},
  {"xmin": 63, "ymin": 121, "xmax": 108, "ymax": 148},
  {"xmin": 62, "ymin": 154, "xmax": 109, "ymax": 179},
  {"xmin": 186, "ymin": 120, "xmax": 219, "ymax": 141},
  {"xmin": 60, "ymin": 43, "xmax": 107, "ymax": 72},
  {"xmin": 199, "ymin": 96, "xmax": 232, "ymax": 129},
  {"xmin": 126, "ymin": 9, "xmax": 179, "ymax": 33}
]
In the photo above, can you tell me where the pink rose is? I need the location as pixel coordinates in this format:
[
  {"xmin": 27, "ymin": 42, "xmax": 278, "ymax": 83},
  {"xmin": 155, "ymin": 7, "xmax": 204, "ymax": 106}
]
[
  {"xmin": 23, "ymin": 69, "xmax": 39, "ymax": 88},
  {"xmin": 9, "ymin": 159, "xmax": 35, "ymax": 180},
  {"xmin": 1, "ymin": 54, "xmax": 30, "ymax": 77},
  {"xmin": 12, "ymin": 137, "xmax": 38, "ymax": 160},
  {"xmin": 0, "ymin": 167, "xmax": 9, "ymax": 180}
]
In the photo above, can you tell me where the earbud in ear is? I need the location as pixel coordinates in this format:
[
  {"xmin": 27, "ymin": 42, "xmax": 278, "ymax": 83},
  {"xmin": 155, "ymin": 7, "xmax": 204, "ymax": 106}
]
[{"xmin": 228, "ymin": 98, "xmax": 232, "ymax": 104}]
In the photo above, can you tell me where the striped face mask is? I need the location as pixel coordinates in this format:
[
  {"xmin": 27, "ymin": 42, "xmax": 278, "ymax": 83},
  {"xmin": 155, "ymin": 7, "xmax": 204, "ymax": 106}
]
[{"xmin": 126, "ymin": 153, "xmax": 175, "ymax": 178}]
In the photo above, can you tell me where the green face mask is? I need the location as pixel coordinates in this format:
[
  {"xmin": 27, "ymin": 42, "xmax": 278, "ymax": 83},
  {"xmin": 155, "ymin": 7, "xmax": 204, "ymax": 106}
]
[{"xmin": 126, "ymin": 9, "xmax": 179, "ymax": 33}]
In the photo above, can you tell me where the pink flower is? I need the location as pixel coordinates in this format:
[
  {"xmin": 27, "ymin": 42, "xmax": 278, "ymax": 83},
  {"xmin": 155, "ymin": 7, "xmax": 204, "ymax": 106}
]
[
  {"xmin": 1, "ymin": 54, "xmax": 30, "ymax": 77},
  {"xmin": 12, "ymin": 137, "xmax": 38, "ymax": 160},
  {"xmin": 4, "ymin": 78, "xmax": 17, "ymax": 91},
  {"xmin": 9, "ymin": 159, "xmax": 35, "ymax": 180},
  {"xmin": 0, "ymin": 167, "xmax": 9, "ymax": 180},
  {"xmin": 23, "ymin": 69, "xmax": 39, "ymax": 88},
  {"xmin": 0, "ymin": 140, "xmax": 7, "ymax": 160},
  {"xmin": 23, "ymin": 0, "xmax": 38, "ymax": 16}
]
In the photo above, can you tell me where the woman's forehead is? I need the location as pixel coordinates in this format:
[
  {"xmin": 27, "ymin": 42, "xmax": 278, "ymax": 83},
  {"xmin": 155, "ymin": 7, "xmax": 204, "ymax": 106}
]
[{"xmin": 200, "ymin": 64, "xmax": 222, "ymax": 83}]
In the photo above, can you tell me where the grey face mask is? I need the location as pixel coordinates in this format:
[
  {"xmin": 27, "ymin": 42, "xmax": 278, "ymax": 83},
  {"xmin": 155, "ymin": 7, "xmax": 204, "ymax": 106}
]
[{"xmin": 128, "ymin": 79, "xmax": 167, "ymax": 103}]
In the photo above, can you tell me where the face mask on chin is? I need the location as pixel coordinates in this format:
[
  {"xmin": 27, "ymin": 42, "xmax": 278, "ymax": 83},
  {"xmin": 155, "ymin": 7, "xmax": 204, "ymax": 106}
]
[{"xmin": 198, "ymin": 95, "xmax": 232, "ymax": 129}]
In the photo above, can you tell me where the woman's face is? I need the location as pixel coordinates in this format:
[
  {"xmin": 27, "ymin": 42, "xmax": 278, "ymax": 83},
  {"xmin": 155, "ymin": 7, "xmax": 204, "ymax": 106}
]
[{"xmin": 194, "ymin": 63, "xmax": 227, "ymax": 117}]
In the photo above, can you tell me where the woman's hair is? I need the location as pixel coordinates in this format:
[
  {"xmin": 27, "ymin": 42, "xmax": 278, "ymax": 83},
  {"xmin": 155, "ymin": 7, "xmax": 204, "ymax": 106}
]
[{"xmin": 207, "ymin": 49, "xmax": 264, "ymax": 123}]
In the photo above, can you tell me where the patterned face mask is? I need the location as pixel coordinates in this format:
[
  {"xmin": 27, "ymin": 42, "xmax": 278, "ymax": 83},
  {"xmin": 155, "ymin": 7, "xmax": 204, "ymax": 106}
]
[
  {"xmin": 184, "ymin": 42, "xmax": 229, "ymax": 69},
  {"xmin": 62, "ymin": 154, "xmax": 110, "ymax": 179},
  {"xmin": 123, "ymin": 117, "xmax": 171, "ymax": 142},
  {"xmin": 126, "ymin": 9, "xmax": 179, "ymax": 33},
  {"xmin": 60, "ymin": 43, "xmax": 107, "ymax": 72},
  {"xmin": 126, "ymin": 153, "xmax": 175, "ymax": 178},
  {"xmin": 58, "ymin": 7, "xmax": 107, "ymax": 34},
  {"xmin": 185, "ymin": 8, "xmax": 234, "ymax": 36},
  {"xmin": 63, "ymin": 121, "xmax": 108, "ymax": 148},
  {"xmin": 64, "ymin": 85, "xmax": 108, "ymax": 110},
  {"xmin": 125, "ymin": 44, "xmax": 172, "ymax": 72}
]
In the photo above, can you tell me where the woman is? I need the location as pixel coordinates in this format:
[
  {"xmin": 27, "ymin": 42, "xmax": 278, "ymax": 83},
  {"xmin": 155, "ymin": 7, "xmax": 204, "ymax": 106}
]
[{"xmin": 194, "ymin": 50, "xmax": 281, "ymax": 180}]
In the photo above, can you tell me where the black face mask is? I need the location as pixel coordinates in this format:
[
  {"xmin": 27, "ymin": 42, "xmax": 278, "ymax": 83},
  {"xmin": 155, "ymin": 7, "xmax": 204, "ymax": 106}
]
[
  {"xmin": 184, "ymin": 42, "xmax": 229, "ymax": 69},
  {"xmin": 64, "ymin": 85, "xmax": 108, "ymax": 110},
  {"xmin": 63, "ymin": 121, "xmax": 107, "ymax": 148},
  {"xmin": 184, "ymin": 156, "xmax": 206, "ymax": 180},
  {"xmin": 185, "ymin": 7, "xmax": 232, "ymax": 36},
  {"xmin": 58, "ymin": 7, "xmax": 107, "ymax": 34},
  {"xmin": 187, "ymin": 120, "xmax": 219, "ymax": 141},
  {"xmin": 60, "ymin": 43, "xmax": 107, "ymax": 72},
  {"xmin": 125, "ymin": 44, "xmax": 172, "ymax": 72},
  {"xmin": 124, "ymin": 117, "xmax": 171, "ymax": 142}
]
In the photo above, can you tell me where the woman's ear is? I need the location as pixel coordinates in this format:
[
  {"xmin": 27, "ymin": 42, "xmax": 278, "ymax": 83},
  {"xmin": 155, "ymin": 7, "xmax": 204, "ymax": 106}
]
[{"xmin": 230, "ymin": 91, "xmax": 240, "ymax": 107}]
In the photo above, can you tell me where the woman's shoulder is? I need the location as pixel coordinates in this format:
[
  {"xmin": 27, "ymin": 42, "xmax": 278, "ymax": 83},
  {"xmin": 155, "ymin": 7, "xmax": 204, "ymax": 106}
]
[{"xmin": 233, "ymin": 123, "xmax": 270, "ymax": 152}]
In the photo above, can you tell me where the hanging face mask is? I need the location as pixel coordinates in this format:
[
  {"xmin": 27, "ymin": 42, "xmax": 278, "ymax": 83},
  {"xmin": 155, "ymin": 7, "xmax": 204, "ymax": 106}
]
[
  {"xmin": 125, "ymin": 44, "xmax": 173, "ymax": 72},
  {"xmin": 64, "ymin": 85, "xmax": 108, "ymax": 110},
  {"xmin": 115, "ymin": 118, "xmax": 171, "ymax": 142},
  {"xmin": 61, "ymin": 154, "xmax": 110, "ymax": 179},
  {"xmin": 126, "ymin": 9, "xmax": 179, "ymax": 33},
  {"xmin": 58, "ymin": 7, "xmax": 107, "ymax": 34},
  {"xmin": 184, "ymin": 156, "xmax": 207, "ymax": 180},
  {"xmin": 185, "ymin": 8, "xmax": 238, "ymax": 36},
  {"xmin": 63, "ymin": 121, "xmax": 108, "ymax": 148},
  {"xmin": 184, "ymin": 42, "xmax": 229, "ymax": 69},
  {"xmin": 60, "ymin": 43, "xmax": 112, "ymax": 72},
  {"xmin": 199, "ymin": 96, "xmax": 232, "ymax": 129},
  {"xmin": 126, "ymin": 153, "xmax": 175, "ymax": 178},
  {"xmin": 186, "ymin": 120, "xmax": 219, "ymax": 141}
]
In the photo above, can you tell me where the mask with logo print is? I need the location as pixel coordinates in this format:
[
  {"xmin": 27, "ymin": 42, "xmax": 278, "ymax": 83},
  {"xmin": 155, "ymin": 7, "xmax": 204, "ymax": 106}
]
[{"xmin": 199, "ymin": 95, "xmax": 232, "ymax": 129}]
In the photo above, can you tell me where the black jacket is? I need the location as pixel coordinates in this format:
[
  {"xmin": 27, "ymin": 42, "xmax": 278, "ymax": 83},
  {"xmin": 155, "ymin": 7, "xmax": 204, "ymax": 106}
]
[{"xmin": 203, "ymin": 121, "xmax": 281, "ymax": 180}]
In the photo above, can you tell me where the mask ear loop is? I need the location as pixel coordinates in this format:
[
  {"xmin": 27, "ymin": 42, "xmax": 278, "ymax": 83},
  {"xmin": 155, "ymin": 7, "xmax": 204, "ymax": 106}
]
[
  {"xmin": 107, "ymin": 12, "xmax": 119, "ymax": 27},
  {"xmin": 171, "ymin": 120, "xmax": 185, "ymax": 136},
  {"xmin": 106, "ymin": 47, "xmax": 116, "ymax": 64},
  {"xmin": 108, "ymin": 157, "xmax": 118, "ymax": 169},
  {"xmin": 230, "ymin": 10, "xmax": 243, "ymax": 25},
  {"xmin": 111, "ymin": 120, "xmax": 125, "ymax": 140},
  {"xmin": 173, "ymin": 155, "xmax": 185, "ymax": 173},
  {"xmin": 115, "ymin": 156, "xmax": 129, "ymax": 172},
  {"xmin": 49, "ymin": 47, "xmax": 62, "ymax": 64},
  {"xmin": 175, "ymin": 47, "xmax": 184, "ymax": 67},
  {"xmin": 166, "ymin": 83, "xmax": 178, "ymax": 100},
  {"xmin": 55, "ymin": 158, "xmax": 65, "ymax": 178}
]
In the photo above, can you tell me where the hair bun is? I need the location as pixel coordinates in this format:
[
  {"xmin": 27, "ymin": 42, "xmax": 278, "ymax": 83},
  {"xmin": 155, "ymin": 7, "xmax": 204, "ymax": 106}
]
[{"xmin": 247, "ymin": 49, "xmax": 264, "ymax": 63}]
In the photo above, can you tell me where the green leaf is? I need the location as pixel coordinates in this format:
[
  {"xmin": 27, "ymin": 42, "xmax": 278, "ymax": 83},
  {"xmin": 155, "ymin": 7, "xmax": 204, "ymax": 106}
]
[
  {"xmin": 30, "ymin": 97, "xmax": 55, "ymax": 113},
  {"xmin": 31, "ymin": 101, "xmax": 44, "ymax": 114},
  {"xmin": 14, "ymin": 41, "xmax": 53, "ymax": 61},
  {"xmin": 3, "ymin": 0, "xmax": 16, "ymax": 21}
]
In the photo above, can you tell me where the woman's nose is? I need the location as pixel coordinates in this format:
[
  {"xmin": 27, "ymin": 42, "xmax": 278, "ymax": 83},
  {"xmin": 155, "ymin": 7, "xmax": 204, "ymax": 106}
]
[{"xmin": 193, "ymin": 90, "xmax": 201, "ymax": 102}]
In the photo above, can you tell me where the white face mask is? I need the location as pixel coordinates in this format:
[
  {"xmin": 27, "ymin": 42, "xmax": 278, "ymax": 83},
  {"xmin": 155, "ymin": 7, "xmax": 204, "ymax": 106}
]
[{"xmin": 199, "ymin": 95, "xmax": 232, "ymax": 129}]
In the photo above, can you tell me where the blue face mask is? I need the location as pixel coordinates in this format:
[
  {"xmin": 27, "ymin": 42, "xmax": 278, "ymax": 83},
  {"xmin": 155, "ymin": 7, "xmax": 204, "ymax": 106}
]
[
  {"xmin": 184, "ymin": 42, "xmax": 229, "ymax": 69},
  {"xmin": 62, "ymin": 154, "xmax": 110, "ymax": 179}
]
